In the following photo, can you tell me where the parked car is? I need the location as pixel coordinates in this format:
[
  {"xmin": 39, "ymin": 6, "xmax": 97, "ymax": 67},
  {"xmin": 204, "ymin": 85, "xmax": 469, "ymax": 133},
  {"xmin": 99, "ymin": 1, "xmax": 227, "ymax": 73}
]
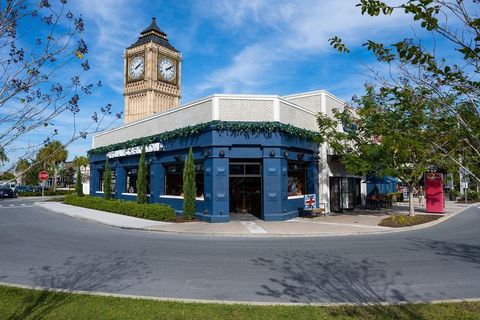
[
  {"xmin": 0, "ymin": 186, "xmax": 17, "ymax": 198},
  {"xmin": 14, "ymin": 185, "xmax": 34, "ymax": 193},
  {"xmin": 0, "ymin": 182, "xmax": 16, "ymax": 191}
]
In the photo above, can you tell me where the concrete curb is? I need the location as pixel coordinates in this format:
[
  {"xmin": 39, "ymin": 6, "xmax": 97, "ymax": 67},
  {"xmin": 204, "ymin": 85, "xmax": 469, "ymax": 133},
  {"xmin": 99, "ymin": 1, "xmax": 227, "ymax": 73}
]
[
  {"xmin": 34, "ymin": 202, "xmax": 477, "ymax": 238},
  {"xmin": 1, "ymin": 281, "xmax": 480, "ymax": 307}
]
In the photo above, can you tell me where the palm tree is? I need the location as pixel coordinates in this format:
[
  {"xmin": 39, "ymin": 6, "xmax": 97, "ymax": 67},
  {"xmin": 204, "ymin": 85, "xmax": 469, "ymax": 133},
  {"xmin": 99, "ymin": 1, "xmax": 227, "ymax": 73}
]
[
  {"xmin": 0, "ymin": 147, "xmax": 7, "ymax": 164},
  {"xmin": 73, "ymin": 155, "xmax": 89, "ymax": 174},
  {"xmin": 15, "ymin": 159, "xmax": 30, "ymax": 185},
  {"xmin": 36, "ymin": 141, "xmax": 68, "ymax": 191}
]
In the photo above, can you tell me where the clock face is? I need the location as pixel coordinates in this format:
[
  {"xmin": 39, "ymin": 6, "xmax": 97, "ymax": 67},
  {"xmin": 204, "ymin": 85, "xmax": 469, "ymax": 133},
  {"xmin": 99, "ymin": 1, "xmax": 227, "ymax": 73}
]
[
  {"xmin": 158, "ymin": 57, "xmax": 176, "ymax": 82},
  {"xmin": 129, "ymin": 56, "xmax": 144, "ymax": 80}
]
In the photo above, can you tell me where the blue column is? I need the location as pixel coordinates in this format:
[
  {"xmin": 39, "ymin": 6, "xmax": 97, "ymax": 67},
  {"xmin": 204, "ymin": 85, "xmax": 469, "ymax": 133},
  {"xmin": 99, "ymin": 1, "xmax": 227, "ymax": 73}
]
[
  {"xmin": 307, "ymin": 160, "xmax": 319, "ymax": 197},
  {"xmin": 150, "ymin": 161, "xmax": 164, "ymax": 203},
  {"xmin": 115, "ymin": 166, "xmax": 125, "ymax": 199},
  {"xmin": 90, "ymin": 166, "xmax": 99, "ymax": 196},
  {"xmin": 263, "ymin": 148, "xmax": 286, "ymax": 221},
  {"xmin": 201, "ymin": 148, "xmax": 229, "ymax": 223}
]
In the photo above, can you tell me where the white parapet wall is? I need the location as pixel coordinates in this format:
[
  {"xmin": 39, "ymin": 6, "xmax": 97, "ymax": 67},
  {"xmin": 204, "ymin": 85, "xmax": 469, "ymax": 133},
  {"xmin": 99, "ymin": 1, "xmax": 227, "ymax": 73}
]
[{"xmin": 92, "ymin": 91, "xmax": 346, "ymax": 149}]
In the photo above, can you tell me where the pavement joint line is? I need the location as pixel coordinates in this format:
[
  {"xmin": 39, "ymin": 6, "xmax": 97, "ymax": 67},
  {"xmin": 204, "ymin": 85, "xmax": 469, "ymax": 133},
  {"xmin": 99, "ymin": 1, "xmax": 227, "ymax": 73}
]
[{"xmin": 1, "ymin": 281, "xmax": 480, "ymax": 307}]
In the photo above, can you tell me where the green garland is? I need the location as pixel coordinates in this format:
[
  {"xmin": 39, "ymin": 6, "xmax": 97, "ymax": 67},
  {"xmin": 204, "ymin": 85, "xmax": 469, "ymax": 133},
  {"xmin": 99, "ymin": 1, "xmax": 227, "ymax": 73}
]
[{"xmin": 88, "ymin": 121, "xmax": 320, "ymax": 156}]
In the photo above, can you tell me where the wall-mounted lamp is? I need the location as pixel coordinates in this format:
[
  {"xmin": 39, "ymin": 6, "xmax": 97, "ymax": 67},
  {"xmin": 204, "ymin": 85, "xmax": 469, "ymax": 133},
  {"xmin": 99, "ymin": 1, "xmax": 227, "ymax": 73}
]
[
  {"xmin": 219, "ymin": 150, "xmax": 225, "ymax": 157},
  {"xmin": 297, "ymin": 152, "xmax": 305, "ymax": 161},
  {"xmin": 283, "ymin": 151, "xmax": 289, "ymax": 158},
  {"xmin": 203, "ymin": 149, "xmax": 210, "ymax": 157},
  {"xmin": 269, "ymin": 149, "xmax": 276, "ymax": 157},
  {"xmin": 174, "ymin": 154, "xmax": 181, "ymax": 162}
]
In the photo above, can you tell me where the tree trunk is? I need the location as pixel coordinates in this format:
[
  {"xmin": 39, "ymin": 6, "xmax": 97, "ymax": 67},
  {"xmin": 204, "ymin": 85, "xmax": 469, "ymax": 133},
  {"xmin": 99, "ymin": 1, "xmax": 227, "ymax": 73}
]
[
  {"xmin": 408, "ymin": 186, "xmax": 415, "ymax": 216},
  {"xmin": 53, "ymin": 167, "xmax": 58, "ymax": 192}
]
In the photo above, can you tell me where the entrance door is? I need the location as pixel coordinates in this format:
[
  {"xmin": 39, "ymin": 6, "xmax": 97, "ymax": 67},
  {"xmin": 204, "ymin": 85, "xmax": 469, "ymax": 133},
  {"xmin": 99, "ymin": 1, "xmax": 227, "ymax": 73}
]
[
  {"xmin": 229, "ymin": 162, "xmax": 262, "ymax": 218},
  {"xmin": 330, "ymin": 177, "xmax": 358, "ymax": 212},
  {"xmin": 330, "ymin": 177, "xmax": 342, "ymax": 212}
]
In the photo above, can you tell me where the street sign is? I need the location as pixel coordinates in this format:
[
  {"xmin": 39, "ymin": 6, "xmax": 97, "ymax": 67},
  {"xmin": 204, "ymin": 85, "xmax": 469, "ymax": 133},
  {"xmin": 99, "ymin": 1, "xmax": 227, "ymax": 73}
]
[{"xmin": 39, "ymin": 171, "xmax": 49, "ymax": 181}]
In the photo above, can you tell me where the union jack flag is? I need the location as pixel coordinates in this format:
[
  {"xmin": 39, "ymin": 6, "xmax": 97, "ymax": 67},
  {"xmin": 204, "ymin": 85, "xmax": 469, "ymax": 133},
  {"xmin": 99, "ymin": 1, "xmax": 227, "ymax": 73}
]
[{"xmin": 304, "ymin": 194, "xmax": 316, "ymax": 209}]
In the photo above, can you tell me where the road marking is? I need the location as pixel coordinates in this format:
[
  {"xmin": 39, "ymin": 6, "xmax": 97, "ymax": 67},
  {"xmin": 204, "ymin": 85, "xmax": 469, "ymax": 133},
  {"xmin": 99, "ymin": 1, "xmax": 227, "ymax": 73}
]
[
  {"xmin": 0, "ymin": 205, "xmax": 34, "ymax": 209},
  {"xmin": 240, "ymin": 221, "xmax": 267, "ymax": 234},
  {"xmin": 21, "ymin": 204, "xmax": 26, "ymax": 206}
]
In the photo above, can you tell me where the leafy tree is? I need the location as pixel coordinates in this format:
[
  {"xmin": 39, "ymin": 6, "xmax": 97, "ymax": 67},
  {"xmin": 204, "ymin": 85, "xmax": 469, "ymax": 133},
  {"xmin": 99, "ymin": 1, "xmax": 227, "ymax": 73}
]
[
  {"xmin": 0, "ymin": 172, "xmax": 15, "ymax": 181},
  {"xmin": 15, "ymin": 159, "xmax": 29, "ymax": 185},
  {"xmin": 75, "ymin": 166, "xmax": 84, "ymax": 197},
  {"xmin": 103, "ymin": 160, "xmax": 111, "ymax": 200},
  {"xmin": 318, "ymin": 85, "xmax": 443, "ymax": 215},
  {"xmin": 64, "ymin": 166, "xmax": 75, "ymax": 187},
  {"xmin": 136, "ymin": 146, "xmax": 148, "ymax": 204},
  {"xmin": 36, "ymin": 140, "xmax": 68, "ymax": 191},
  {"xmin": 329, "ymin": 0, "xmax": 480, "ymax": 183},
  {"xmin": 0, "ymin": 0, "xmax": 120, "ymax": 184},
  {"xmin": 24, "ymin": 164, "xmax": 41, "ymax": 186},
  {"xmin": 182, "ymin": 148, "xmax": 196, "ymax": 220}
]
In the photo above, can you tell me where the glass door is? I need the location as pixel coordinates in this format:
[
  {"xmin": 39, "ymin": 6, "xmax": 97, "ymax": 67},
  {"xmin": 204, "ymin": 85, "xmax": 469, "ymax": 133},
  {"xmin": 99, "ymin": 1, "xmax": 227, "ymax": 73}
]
[{"xmin": 229, "ymin": 162, "xmax": 262, "ymax": 218}]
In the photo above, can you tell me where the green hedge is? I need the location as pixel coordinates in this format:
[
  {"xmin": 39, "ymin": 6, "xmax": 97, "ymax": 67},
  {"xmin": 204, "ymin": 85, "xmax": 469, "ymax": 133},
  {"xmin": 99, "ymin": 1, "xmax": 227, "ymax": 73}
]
[
  {"xmin": 64, "ymin": 195, "xmax": 176, "ymax": 222},
  {"xmin": 19, "ymin": 190, "xmax": 75, "ymax": 197}
]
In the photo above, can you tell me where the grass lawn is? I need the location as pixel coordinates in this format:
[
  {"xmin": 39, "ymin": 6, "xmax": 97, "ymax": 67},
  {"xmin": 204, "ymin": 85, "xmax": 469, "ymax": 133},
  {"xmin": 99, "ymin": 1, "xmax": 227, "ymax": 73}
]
[{"xmin": 1, "ymin": 285, "xmax": 480, "ymax": 320}]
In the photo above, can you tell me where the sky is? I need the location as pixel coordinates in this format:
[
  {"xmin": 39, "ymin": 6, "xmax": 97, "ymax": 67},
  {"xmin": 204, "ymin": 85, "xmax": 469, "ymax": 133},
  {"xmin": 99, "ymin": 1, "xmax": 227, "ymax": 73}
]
[{"xmin": 3, "ymin": 0, "xmax": 465, "ymax": 168}]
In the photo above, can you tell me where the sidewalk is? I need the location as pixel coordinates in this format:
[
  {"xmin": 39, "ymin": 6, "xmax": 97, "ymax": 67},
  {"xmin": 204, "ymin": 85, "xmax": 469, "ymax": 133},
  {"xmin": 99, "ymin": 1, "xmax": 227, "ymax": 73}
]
[{"xmin": 35, "ymin": 201, "xmax": 476, "ymax": 237}]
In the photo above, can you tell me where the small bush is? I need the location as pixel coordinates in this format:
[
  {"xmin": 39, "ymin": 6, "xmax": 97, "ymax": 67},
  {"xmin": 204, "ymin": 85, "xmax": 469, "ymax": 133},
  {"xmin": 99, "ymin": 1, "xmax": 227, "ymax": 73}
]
[
  {"xmin": 19, "ymin": 190, "xmax": 75, "ymax": 197},
  {"xmin": 64, "ymin": 195, "xmax": 176, "ymax": 222}
]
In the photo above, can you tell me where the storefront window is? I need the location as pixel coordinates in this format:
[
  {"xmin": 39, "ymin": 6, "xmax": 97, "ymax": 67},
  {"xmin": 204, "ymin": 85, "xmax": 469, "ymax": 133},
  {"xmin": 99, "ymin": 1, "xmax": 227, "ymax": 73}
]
[
  {"xmin": 99, "ymin": 169, "xmax": 115, "ymax": 193},
  {"xmin": 164, "ymin": 162, "xmax": 204, "ymax": 197},
  {"xmin": 288, "ymin": 161, "xmax": 306, "ymax": 196},
  {"xmin": 125, "ymin": 167, "xmax": 150, "ymax": 194}
]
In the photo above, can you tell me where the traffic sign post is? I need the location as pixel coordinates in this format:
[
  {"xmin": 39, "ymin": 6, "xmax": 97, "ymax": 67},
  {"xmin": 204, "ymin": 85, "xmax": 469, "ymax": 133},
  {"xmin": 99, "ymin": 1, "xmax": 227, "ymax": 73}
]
[{"xmin": 39, "ymin": 171, "xmax": 49, "ymax": 203}]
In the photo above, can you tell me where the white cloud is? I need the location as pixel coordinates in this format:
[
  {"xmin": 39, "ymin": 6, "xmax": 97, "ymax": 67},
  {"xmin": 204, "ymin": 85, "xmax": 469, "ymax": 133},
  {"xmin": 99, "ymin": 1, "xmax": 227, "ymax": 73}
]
[
  {"xmin": 194, "ymin": 0, "xmax": 412, "ymax": 95},
  {"xmin": 72, "ymin": 0, "xmax": 142, "ymax": 94}
]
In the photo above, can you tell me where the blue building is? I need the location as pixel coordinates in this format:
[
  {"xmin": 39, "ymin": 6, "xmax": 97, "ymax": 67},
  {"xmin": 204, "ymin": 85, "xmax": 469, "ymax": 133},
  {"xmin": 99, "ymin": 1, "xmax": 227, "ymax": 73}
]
[{"xmin": 89, "ymin": 19, "xmax": 365, "ymax": 222}]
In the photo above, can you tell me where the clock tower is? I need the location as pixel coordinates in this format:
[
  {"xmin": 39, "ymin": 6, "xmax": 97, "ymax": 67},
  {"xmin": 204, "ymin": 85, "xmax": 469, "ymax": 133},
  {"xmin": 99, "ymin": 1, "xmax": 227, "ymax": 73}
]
[{"xmin": 124, "ymin": 17, "xmax": 181, "ymax": 123}]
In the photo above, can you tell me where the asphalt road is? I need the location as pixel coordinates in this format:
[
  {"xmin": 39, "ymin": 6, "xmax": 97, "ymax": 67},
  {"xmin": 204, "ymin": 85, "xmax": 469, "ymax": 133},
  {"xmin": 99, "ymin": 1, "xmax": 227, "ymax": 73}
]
[{"xmin": 0, "ymin": 197, "xmax": 479, "ymax": 304}]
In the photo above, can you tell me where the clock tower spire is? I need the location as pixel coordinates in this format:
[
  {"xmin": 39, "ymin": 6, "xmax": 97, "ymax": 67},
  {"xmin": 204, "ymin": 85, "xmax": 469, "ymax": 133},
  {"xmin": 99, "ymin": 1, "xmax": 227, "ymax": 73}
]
[{"xmin": 124, "ymin": 17, "xmax": 181, "ymax": 123}]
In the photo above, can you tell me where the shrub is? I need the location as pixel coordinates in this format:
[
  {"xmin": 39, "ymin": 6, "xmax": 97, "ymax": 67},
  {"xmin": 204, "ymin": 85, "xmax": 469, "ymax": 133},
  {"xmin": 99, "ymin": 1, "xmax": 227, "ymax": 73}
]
[
  {"xmin": 379, "ymin": 214, "xmax": 440, "ymax": 228},
  {"xmin": 64, "ymin": 195, "xmax": 176, "ymax": 222},
  {"xmin": 75, "ymin": 167, "xmax": 84, "ymax": 197},
  {"xmin": 182, "ymin": 147, "xmax": 196, "ymax": 220},
  {"xmin": 136, "ymin": 145, "xmax": 148, "ymax": 204},
  {"xmin": 19, "ymin": 190, "xmax": 75, "ymax": 197},
  {"xmin": 103, "ymin": 160, "xmax": 111, "ymax": 200}
]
